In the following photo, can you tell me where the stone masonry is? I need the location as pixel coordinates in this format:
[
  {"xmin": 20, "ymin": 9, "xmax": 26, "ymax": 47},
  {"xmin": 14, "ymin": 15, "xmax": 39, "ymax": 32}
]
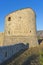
[
  {"xmin": 0, "ymin": 8, "xmax": 38, "ymax": 63},
  {"xmin": 3, "ymin": 8, "xmax": 38, "ymax": 47}
]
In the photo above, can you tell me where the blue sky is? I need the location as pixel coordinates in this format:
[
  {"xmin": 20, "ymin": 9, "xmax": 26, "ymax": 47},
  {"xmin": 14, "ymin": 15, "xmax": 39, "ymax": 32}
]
[{"xmin": 0, "ymin": 0, "xmax": 43, "ymax": 32}]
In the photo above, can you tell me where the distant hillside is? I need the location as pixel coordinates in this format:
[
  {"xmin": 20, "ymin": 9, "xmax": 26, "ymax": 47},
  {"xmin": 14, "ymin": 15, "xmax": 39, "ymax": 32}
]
[{"xmin": 37, "ymin": 30, "xmax": 43, "ymax": 39}]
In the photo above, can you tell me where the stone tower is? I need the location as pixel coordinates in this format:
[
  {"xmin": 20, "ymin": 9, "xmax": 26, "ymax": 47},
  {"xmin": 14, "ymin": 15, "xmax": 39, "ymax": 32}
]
[{"xmin": 4, "ymin": 8, "xmax": 38, "ymax": 47}]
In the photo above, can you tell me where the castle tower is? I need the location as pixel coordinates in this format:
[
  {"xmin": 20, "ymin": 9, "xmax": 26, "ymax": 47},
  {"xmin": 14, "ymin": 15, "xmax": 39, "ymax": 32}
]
[{"xmin": 4, "ymin": 8, "xmax": 38, "ymax": 47}]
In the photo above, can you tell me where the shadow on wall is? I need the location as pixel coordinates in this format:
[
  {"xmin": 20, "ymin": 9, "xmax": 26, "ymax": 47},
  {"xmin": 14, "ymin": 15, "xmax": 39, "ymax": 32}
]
[{"xmin": 0, "ymin": 43, "xmax": 29, "ymax": 64}]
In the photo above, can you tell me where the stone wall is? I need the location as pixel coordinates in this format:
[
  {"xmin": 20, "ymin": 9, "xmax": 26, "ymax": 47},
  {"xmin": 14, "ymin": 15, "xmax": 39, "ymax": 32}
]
[
  {"xmin": 0, "ymin": 8, "xmax": 38, "ymax": 63},
  {"xmin": 0, "ymin": 32, "xmax": 4, "ymax": 46},
  {"xmin": 4, "ymin": 8, "xmax": 38, "ymax": 47}
]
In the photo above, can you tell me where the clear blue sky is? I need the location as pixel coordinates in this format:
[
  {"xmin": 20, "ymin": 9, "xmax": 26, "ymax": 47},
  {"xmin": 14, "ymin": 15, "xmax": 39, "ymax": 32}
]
[{"xmin": 0, "ymin": 0, "xmax": 43, "ymax": 32}]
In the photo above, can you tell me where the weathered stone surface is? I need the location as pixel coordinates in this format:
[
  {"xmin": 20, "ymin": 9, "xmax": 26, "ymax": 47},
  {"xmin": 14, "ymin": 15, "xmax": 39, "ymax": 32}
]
[
  {"xmin": 0, "ymin": 32, "xmax": 4, "ymax": 46},
  {"xmin": 0, "ymin": 8, "xmax": 38, "ymax": 63},
  {"xmin": 4, "ymin": 8, "xmax": 38, "ymax": 47}
]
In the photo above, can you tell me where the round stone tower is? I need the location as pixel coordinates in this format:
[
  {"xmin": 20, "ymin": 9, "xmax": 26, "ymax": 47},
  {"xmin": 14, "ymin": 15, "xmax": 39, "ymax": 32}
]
[{"xmin": 4, "ymin": 8, "xmax": 38, "ymax": 47}]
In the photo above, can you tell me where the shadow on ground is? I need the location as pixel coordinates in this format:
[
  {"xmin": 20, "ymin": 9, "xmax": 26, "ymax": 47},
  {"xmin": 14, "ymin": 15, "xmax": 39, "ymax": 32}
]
[
  {"xmin": 0, "ymin": 43, "xmax": 29, "ymax": 65},
  {"xmin": 22, "ymin": 54, "xmax": 40, "ymax": 65}
]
